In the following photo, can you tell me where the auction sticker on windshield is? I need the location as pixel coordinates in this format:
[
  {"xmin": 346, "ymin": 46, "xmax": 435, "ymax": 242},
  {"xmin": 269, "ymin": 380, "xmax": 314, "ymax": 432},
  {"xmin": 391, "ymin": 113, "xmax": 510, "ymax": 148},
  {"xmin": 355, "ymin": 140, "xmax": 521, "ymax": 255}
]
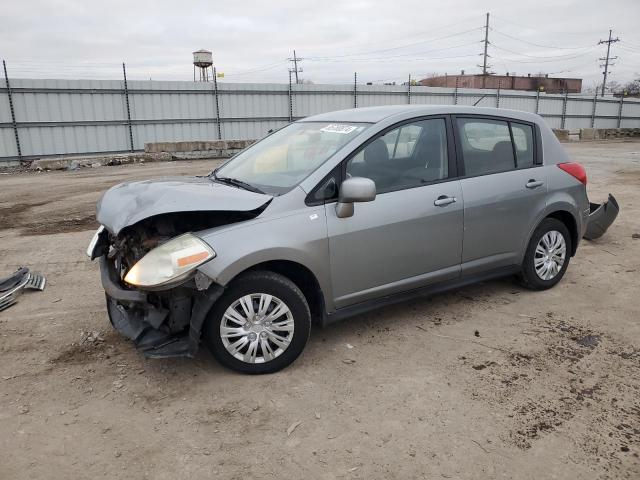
[{"xmin": 320, "ymin": 124, "xmax": 358, "ymax": 134}]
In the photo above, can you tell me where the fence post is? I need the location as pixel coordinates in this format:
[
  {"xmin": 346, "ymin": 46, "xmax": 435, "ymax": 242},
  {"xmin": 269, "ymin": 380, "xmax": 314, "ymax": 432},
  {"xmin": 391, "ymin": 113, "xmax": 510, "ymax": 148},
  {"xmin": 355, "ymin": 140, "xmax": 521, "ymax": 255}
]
[
  {"xmin": 591, "ymin": 93, "xmax": 597, "ymax": 128},
  {"xmin": 407, "ymin": 74, "xmax": 411, "ymax": 104},
  {"xmin": 535, "ymin": 88, "xmax": 540, "ymax": 114},
  {"xmin": 2, "ymin": 60, "xmax": 22, "ymax": 161},
  {"xmin": 561, "ymin": 90, "xmax": 568, "ymax": 130},
  {"xmin": 353, "ymin": 72, "xmax": 358, "ymax": 108},
  {"xmin": 454, "ymin": 76, "xmax": 459, "ymax": 105},
  {"xmin": 288, "ymin": 71, "xmax": 293, "ymax": 122},
  {"xmin": 617, "ymin": 94, "xmax": 624, "ymax": 128},
  {"xmin": 496, "ymin": 80, "xmax": 501, "ymax": 108},
  {"xmin": 122, "ymin": 63, "xmax": 134, "ymax": 152},
  {"xmin": 213, "ymin": 67, "xmax": 222, "ymax": 140}
]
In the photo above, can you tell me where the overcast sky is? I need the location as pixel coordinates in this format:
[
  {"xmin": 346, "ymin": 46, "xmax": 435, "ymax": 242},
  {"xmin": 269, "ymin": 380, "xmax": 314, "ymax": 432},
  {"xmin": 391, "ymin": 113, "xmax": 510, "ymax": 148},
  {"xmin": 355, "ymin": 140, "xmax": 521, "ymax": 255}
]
[{"xmin": 2, "ymin": 0, "xmax": 639, "ymax": 88}]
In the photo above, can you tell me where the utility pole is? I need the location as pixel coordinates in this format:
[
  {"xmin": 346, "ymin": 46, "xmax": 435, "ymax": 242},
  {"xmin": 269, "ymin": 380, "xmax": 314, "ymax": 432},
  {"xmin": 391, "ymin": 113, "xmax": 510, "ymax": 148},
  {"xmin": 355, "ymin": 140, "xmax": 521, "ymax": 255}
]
[
  {"xmin": 599, "ymin": 29, "xmax": 619, "ymax": 97},
  {"xmin": 288, "ymin": 50, "xmax": 303, "ymax": 84},
  {"xmin": 482, "ymin": 12, "xmax": 490, "ymax": 76},
  {"xmin": 476, "ymin": 13, "xmax": 492, "ymax": 88}
]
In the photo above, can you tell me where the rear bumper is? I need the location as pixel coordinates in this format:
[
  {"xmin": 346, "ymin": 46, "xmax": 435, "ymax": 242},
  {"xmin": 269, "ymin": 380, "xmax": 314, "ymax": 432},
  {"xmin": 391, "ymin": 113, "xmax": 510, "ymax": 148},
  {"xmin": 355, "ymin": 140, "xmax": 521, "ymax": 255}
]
[
  {"xmin": 584, "ymin": 194, "xmax": 619, "ymax": 241},
  {"xmin": 99, "ymin": 256, "xmax": 223, "ymax": 358}
]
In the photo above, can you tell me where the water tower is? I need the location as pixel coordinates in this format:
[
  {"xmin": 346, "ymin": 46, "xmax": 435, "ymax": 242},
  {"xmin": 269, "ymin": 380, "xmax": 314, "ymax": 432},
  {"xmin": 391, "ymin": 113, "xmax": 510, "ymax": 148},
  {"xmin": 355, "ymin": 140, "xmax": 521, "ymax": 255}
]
[{"xmin": 193, "ymin": 49, "xmax": 213, "ymax": 82}]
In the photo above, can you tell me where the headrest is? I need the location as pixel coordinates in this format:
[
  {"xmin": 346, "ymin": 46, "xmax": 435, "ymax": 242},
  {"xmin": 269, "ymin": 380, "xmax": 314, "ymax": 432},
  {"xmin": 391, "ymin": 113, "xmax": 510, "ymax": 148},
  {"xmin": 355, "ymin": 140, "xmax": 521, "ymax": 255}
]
[{"xmin": 364, "ymin": 138, "xmax": 389, "ymax": 166}]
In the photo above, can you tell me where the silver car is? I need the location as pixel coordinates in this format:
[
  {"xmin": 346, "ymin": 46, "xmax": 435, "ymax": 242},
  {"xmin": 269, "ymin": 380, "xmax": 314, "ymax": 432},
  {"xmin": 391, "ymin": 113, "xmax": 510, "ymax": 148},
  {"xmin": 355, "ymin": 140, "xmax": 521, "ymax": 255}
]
[{"xmin": 88, "ymin": 105, "xmax": 596, "ymax": 374}]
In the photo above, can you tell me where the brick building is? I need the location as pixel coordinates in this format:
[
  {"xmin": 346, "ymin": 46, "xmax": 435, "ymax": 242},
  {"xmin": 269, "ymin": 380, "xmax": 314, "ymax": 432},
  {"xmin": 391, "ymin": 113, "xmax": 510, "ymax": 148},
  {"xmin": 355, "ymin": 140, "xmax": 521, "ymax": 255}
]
[{"xmin": 420, "ymin": 73, "xmax": 582, "ymax": 94}]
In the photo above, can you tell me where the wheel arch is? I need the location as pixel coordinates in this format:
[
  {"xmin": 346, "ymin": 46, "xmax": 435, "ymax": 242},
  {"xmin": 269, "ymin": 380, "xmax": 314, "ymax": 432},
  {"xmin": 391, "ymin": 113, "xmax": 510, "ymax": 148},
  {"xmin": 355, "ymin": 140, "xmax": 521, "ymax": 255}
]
[
  {"xmin": 232, "ymin": 260, "xmax": 327, "ymax": 326},
  {"xmin": 544, "ymin": 210, "xmax": 579, "ymax": 256},
  {"xmin": 524, "ymin": 201, "xmax": 580, "ymax": 259}
]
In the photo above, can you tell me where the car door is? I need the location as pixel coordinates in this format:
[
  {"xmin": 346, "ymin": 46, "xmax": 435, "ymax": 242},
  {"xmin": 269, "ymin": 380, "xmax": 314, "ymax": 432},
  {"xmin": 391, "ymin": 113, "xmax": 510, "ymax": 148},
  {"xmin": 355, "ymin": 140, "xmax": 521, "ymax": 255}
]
[
  {"xmin": 454, "ymin": 116, "xmax": 547, "ymax": 274},
  {"xmin": 324, "ymin": 117, "xmax": 464, "ymax": 309}
]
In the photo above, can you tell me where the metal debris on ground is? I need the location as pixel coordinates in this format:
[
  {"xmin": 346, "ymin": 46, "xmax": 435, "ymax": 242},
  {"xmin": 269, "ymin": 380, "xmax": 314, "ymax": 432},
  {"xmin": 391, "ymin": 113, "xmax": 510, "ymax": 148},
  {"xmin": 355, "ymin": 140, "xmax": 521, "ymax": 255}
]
[{"xmin": 0, "ymin": 267, "xmax": 46, "ymax": 311}]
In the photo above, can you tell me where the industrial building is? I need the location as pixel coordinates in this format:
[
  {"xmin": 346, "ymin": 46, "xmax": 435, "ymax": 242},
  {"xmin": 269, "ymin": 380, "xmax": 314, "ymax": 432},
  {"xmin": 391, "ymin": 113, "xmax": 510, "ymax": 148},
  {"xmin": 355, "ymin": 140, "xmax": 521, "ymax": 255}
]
[{"xmin": 420, "ymin": 72, "xmax": 582, "ymax": 94}]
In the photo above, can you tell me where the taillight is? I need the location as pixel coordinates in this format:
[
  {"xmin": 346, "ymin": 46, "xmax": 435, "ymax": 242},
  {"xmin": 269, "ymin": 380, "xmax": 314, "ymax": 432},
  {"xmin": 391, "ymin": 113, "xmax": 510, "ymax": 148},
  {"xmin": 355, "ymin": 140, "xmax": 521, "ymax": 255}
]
[{"xmin": 558, "ymin": 162, "xmax": 587, "ymax": 186}]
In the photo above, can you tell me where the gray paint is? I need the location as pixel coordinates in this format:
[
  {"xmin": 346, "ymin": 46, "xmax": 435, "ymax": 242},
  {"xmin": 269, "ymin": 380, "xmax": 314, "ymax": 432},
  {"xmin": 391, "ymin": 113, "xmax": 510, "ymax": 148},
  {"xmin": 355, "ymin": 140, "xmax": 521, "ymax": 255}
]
[
  {"xmin": 96, "ymin": 176, "xmax": 272, "ymax": 235},
  {"xmin": 95, "ymin": 105, "xmax": 590, "ymax": 316}
]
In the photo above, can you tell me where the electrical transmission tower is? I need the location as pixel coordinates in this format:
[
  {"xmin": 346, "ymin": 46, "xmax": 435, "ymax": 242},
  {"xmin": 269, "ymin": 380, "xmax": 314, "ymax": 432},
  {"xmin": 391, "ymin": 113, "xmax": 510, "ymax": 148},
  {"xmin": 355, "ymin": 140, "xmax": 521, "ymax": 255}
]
[
  {"xmin": 598, "ymin": 29, "xmax": 619, "ymax": 97},
  {"xmin": 288, "ymin": 50, "xmax": 303, "ymax": 84}
]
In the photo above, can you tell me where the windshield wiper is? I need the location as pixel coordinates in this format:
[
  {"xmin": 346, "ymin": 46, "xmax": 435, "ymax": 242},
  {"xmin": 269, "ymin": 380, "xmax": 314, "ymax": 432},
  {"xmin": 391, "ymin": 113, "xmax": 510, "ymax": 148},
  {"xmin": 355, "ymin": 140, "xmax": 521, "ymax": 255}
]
[{"xmin": 211, "ymin": 171, "xmax": 265, "ymax": 194}]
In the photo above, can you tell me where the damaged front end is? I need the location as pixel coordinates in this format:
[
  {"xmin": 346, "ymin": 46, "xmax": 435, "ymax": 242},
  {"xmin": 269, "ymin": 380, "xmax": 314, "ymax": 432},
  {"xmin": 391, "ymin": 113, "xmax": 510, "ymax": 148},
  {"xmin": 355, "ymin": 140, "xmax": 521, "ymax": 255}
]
[
  {"xmin": 88, "ymin": 176, "xmax": 272, "ymax": 358},
  {"xmin": 584, "ymin": 194, "xmax": 620, "ymax": 241},
  {"xmin": 90, "ymin": 215, "xmax": 232, "ymax": 358},
  {"xmin": 89, "ymin": 206, "xmax": 271, "ymax": 359}
]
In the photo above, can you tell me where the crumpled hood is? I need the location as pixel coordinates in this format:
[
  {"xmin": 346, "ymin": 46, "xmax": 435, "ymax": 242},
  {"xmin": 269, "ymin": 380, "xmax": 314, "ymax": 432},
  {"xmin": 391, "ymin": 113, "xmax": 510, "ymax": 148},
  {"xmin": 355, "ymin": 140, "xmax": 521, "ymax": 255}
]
[{"xmin": 96, "ymin": 176, "xmax": 272, "ymax": 234}]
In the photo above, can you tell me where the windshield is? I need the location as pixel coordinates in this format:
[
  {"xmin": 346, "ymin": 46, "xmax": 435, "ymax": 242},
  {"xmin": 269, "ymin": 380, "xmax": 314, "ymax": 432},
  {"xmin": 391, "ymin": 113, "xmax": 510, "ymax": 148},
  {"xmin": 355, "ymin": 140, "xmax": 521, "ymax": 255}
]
[{"xmin": 213, "ymin": 121, "xmax": 369, "ymax": 195}]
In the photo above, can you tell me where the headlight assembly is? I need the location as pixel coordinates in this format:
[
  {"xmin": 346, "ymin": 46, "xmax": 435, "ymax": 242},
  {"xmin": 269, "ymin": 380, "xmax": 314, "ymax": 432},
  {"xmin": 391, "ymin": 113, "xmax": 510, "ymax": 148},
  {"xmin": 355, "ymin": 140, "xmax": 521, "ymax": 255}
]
[{"xmin": 124, "ymin": 233, "xmax": 215, "ymax": 288}]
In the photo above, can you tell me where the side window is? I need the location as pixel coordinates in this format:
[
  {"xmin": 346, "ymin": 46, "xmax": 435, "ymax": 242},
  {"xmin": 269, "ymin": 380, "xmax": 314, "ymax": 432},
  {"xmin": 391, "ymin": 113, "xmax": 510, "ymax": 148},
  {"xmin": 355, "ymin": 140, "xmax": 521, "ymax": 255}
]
[
  {"xmin": 511, "ymin": 123, "xmax": 535, "ymax": 169},
  {"xmin": 346, "ymin": 118, "xmax": 449, "ymax": 193},
  {"xmin": 457, "ymin": 118, "xmax": 515, "ymax": 176}
]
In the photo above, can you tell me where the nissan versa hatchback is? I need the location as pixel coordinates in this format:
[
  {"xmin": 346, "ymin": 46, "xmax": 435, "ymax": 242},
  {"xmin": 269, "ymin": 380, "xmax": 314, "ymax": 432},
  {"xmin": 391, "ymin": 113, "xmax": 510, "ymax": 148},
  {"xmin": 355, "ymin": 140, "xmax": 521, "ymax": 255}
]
[{"xmin": 88, "ymin": 105, "xmax": 610, "ymax": 374}]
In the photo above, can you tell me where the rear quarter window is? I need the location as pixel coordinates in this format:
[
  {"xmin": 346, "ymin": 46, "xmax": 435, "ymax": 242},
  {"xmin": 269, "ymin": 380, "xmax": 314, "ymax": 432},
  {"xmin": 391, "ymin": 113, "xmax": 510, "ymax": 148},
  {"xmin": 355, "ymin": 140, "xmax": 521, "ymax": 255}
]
[{"xmin": 511, "ymin": 123, "xmax": 535, "ymax": 169}]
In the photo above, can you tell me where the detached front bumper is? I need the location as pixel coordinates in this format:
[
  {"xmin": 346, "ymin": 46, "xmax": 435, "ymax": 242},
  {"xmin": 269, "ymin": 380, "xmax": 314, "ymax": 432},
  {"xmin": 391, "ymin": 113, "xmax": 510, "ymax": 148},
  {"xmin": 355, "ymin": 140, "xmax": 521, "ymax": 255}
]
[
  {"xmin": 584, "ymin": 194, "xmax": 619, "ymax": 241},
  {"xmin": 99, "ymin": 256, "xmax": 223, "ymax": 358}
]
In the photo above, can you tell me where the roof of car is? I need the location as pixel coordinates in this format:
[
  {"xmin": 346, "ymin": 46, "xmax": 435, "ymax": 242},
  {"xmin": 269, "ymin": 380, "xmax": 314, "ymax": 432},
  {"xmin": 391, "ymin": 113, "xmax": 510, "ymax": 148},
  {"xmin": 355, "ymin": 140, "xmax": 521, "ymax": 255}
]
[{"xmin": 300, "ymin": 105, "xmax": 542, "ymax": 124}]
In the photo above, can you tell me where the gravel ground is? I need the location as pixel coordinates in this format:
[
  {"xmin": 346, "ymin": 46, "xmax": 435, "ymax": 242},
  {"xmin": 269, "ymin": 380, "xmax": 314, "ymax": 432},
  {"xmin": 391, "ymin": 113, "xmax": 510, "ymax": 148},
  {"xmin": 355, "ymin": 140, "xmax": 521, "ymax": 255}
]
[{"xmin": 1, "ymin": 141, "xmax": 639, "ymax": 480}]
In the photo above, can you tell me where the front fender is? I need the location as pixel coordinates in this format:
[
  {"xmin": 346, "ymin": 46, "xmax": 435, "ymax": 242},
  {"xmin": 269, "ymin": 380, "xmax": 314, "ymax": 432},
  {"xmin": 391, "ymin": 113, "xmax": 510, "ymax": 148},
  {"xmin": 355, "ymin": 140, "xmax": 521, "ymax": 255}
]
[{"xmin": 195, "ymin": 206, "xmax": 334, "ymax": 309}]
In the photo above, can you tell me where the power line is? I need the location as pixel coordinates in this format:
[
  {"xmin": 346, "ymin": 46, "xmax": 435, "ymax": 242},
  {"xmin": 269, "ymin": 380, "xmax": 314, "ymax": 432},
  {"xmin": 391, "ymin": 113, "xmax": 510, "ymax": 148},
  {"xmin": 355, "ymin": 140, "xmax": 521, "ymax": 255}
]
[
  {"xmin": 599, "ymin": 29, "xmax": 620, "ymax": 96},
  {"xmin": 490, "ymin": 14, "xmax": 602, "ymax": 37},
  {"xmin": 306, "ymin": 26, "xmax": 483, "ymax": 60},
  {"xmin": 490, "ymin": 43, "xmax": 597, "ymax": 60},
  {"xmin": 489, "ymin": 27, "xmax": 595, "ymax": 50}
]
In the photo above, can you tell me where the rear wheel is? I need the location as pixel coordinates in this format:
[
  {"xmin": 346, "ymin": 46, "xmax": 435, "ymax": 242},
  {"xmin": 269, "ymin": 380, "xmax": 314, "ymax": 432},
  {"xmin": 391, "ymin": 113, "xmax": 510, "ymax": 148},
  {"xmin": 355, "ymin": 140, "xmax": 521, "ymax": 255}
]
[
  {"xmin": 519, "ymin": 218, "xmax": 572, "ymax": 291},
  {"xmin": 203, "ymin": 271, "xmax": 311, "ymax": 374}
]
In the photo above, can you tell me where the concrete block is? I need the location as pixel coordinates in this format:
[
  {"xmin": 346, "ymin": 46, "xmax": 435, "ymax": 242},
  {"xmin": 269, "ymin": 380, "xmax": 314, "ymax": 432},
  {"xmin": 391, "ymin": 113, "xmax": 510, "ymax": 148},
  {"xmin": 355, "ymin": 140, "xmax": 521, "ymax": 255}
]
[
  {"xmin": 30, "ymin": 153, "xmax": 145, "ymax": 171},
  {"xmin": 553, "ymin": 129, "xmax": 570, "ymax": 142},
  {"xmin": 579, "ymin": 128, "xmax": 596, "ymax": 140}
]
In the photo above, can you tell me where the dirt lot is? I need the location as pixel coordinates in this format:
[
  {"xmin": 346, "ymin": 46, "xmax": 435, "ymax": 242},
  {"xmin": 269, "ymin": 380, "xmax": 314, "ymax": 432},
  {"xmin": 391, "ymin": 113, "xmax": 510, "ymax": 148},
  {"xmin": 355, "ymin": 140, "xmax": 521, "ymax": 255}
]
[{"xmin": 1, "ymin": 141, "xmax": 639, "ymax": 479}]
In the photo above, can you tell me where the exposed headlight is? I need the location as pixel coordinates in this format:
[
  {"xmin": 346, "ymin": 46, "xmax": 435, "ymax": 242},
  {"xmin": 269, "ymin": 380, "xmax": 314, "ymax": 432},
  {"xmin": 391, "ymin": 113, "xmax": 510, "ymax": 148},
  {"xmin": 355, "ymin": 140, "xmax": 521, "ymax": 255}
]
[{"xmin": 124, "ymin": 233, "xmax": 215, "ymax": 288}]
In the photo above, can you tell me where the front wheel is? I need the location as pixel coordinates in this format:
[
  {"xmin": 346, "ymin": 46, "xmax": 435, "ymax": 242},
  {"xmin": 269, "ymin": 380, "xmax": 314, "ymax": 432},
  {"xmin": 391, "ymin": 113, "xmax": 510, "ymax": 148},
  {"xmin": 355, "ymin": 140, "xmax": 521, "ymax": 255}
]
[
  {"xmin": 519, "ymin": 218, "xmax": 572, "ymax": 291},
  {"xmin": 203, "ymin": 271, "xmax": 311, "ymax": 374}
]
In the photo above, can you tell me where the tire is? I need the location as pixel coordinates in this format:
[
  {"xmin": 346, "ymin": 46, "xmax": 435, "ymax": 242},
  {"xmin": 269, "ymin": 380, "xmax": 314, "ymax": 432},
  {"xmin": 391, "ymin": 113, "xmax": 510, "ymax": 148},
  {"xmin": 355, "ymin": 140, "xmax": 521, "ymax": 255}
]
[
  {"xmin": 203, "ymin": 270, "xmax": 311, "ymax": 374},
  {"xmin": 518, "ymin": 218, "xmax": 572, "ymax": 291}
]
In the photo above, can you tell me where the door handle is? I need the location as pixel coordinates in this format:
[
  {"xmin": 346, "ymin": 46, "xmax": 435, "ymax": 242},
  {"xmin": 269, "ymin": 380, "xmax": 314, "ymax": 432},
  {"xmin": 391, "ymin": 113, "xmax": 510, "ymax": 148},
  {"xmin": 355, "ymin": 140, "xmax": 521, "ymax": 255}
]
[
  {"xmin": 434, "ymin": 195, "xmax": 456, "ymax": 206},
  {"xmin": 526, "ymin": 179, "xmax": 544, "ymax": 189}
]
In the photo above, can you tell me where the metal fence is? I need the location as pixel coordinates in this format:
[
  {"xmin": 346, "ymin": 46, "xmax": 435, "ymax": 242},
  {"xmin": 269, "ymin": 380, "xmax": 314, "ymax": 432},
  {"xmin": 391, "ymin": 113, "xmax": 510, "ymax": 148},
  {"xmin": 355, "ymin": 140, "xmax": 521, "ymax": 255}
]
[{"xmin": 2, "ymin": 70, "xmax": 640, "ymax": 164}]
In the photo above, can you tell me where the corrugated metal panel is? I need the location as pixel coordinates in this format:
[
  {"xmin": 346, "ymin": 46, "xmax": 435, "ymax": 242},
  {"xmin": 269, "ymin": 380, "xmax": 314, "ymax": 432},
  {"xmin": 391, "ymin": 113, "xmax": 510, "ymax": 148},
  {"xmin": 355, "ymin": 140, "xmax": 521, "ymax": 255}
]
[
  {"xmin": 566, "ymin": 117, "xmax": 592, "ymax": 129},
  {"xmin": 221, "ymin": 120, "xmax": 285, "ymax": 140},
  {"xmin": 0, "ymin": 128, "xmax": 18, "ymax": 157},
  {"xmin": 596, "ymin": 99, "xmax": 621, "ymax": 116},
  {"xmin": 133, "ymin": 122, "xmax": 218, "ymax": 148},
  {"xmin": 595, "ymin": 118, "xmax": 619, "ymax": 128},
  {"xmin": 2, "ymin": 78, "xmax": 640, "ymax": 162},
  {"xmin": 18, "ymin": 125, "xmax": 128, "ymax": 156},
  {"xmin": 622, "ymin": 100, "xmax": 640, "ymax": 127},
  {"xmin": 294, "ymin": 84, "xmax": 354, "ymax": 117},
  {"xmin": 565, "ymin": 96, "xmax": 594, "ymax": 116},
  {"xmin": 538, "ymin": 95, "xmax": 564, "ymax": 116},
  {"xmin": 498, "ymin": 93, "xmax": 537, "ymax": 113}
]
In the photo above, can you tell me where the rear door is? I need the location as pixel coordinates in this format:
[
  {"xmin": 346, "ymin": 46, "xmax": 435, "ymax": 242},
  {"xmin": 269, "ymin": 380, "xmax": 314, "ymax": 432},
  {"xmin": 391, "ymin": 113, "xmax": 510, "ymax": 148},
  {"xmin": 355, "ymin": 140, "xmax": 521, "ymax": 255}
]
[
  {"xmin": 324, "ymin": 117, "xmax": 464, "ymax": 309},
  {"xmin": 453, "ymin": 116, "xmax": 547, "ymax": 274}
]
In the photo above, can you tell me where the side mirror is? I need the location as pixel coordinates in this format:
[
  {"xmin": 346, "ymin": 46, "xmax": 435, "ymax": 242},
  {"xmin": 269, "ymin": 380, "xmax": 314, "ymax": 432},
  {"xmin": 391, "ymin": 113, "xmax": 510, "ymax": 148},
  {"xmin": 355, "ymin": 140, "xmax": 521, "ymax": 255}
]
[{"xmin": 335, "ymin": 177, "xmax": 376, "ymax": 218}]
